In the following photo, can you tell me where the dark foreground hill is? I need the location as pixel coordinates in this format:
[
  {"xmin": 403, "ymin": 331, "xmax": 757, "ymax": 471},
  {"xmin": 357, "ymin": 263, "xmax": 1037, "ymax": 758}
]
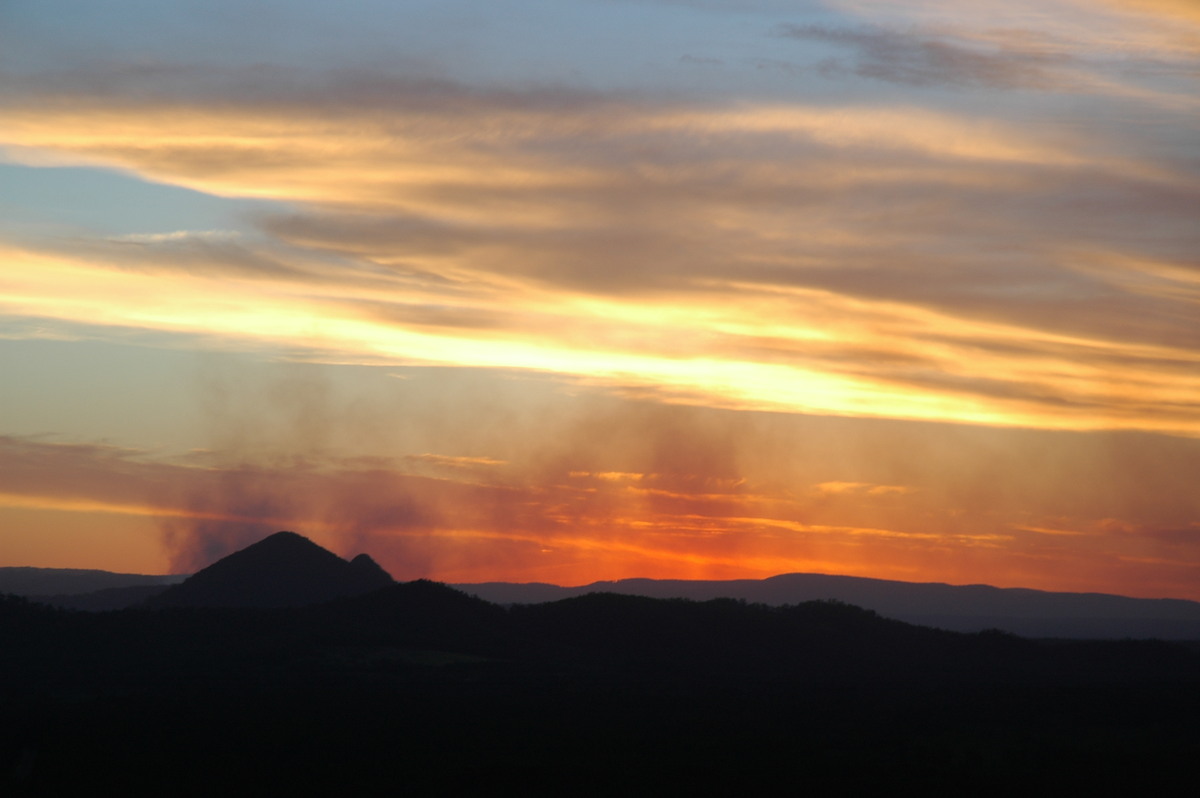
[
  {"xmin": 144, "ymin": 530, "xmax": 394, "ymax": 608},
  {"xmin": 4, "ymin": 580, "xmax": 1200, "ymax": 795},
  {"xmin": 4, "ymin": 535, "xmax": 1199, "ymax": 794}
]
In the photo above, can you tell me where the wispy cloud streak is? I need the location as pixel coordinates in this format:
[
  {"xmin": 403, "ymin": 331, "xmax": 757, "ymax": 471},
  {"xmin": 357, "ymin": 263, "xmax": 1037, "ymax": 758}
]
[
  {"xmin": 3, "ymin": 412, "xmax": 1199, "ymax": 596},
  {"xmin": 1, "ymin": 68, "xmax": 1196, "ymax": 435}
]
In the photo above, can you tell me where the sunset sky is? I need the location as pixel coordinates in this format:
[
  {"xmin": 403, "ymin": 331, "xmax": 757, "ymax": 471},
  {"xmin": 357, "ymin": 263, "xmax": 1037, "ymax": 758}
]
[{"xmin": 2, "ymin": 0, "xmax": 1198, "ymax": 599}]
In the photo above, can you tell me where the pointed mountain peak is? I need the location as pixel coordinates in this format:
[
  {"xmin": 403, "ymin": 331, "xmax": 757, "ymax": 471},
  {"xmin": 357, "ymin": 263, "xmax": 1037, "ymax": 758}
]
[
  {"xmin": 147, "ymin": 531, "xmax": 394, "ymax": 609},
  {"xmin": 230, "ymin": 531, "xmax": 346, "ymax": 566},
  {"xmin": 243, "ymin": 530, "xmax": 329, "ymax": 554}
]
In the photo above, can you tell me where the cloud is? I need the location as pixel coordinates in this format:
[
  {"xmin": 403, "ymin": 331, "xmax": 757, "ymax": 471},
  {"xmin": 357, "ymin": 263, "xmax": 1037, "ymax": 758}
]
[
  {"xmin": 779, "ymin": 23, "xmax": 1072, "ymax": 89},
  {"xmin": 825, "ymin": 0, "xmax": 1200, "ymax": 56},
  {"xmin": 815, "ymin": 481, "xmax": 912, "ymax": 496},
  {"xmin": 1, "ymin": 66, "xmax": 1196, "ymax": 436},
  {"xmin": 1095, "ymin": 0, "xmax": 1200, "ymax": 43},
  {"xmin": 4, "ymin": 374, "xmax": 1199, "ymax": 594},
  {"xmin": 810, "ymin": 0, "xmax": 1200, "ymax": 112}
]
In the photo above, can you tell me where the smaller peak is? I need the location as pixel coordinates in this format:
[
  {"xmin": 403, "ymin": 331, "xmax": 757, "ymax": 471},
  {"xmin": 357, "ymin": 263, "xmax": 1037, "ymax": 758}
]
[{"xmin": 348, "ymin": 552, "xmax": 395, "ymax": 586}]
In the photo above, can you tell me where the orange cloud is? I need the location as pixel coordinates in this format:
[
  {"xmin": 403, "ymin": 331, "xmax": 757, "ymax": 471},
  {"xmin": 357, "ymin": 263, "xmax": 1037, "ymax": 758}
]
[
  {"xmin": 3, "ymin": 424, "xmax": 1198, "ymax": 599},
  {"xmin": 2, "ymin": 69, "xmax": 1197, "ymax": 437}
]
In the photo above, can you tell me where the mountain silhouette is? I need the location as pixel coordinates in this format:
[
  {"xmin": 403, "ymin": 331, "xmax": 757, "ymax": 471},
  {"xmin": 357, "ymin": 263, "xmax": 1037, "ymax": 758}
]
[
  {"xmin": 145, "ymin": 531, "xmax": 394, "ymax": 608},
  {"xmin": 315, "ymin": 579, "xmax": 510, "ymax": 653},
  {"xmin": 0, "ymin": 566, "xmax": 183, "ymax": 597},
  {"xmin": 456, "ymin": 573, "xmax": 1200, "ymax": 639}
]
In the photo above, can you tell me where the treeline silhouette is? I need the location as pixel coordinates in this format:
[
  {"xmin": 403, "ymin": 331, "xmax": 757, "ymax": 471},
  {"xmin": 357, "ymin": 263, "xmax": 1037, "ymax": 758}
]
[{"xmin": 3, "ymin": 584, "xmax": 1199, "ymax": 795}]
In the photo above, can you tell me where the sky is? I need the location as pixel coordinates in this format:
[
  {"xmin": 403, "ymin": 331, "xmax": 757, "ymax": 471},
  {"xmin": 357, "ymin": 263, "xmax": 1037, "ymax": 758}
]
[{"xmin": 1, "ymin": 0, "xmax": 1198, "ymax": 598}]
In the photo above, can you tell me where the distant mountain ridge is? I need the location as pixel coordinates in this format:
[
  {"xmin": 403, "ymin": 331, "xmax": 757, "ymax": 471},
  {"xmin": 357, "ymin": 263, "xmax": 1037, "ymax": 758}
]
[
  {"xmin": 454, "ymin": 573, "xmax": 1200, "ymax": 640},
  {"xmin": 145, "ymin": 531, "xmax": 394, "ymax": 609},
  {"xmin": 0, "ymin": 566, "xmax": 184, "ymax": 597},
  {"xmin": 7, "ymin": 543, "xmax": 1200, "ymax": 638}
]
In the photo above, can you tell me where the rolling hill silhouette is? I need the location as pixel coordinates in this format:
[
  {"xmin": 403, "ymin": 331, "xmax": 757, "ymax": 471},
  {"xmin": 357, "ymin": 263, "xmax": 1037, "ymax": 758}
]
[
  {"xmin": 0, "ymin": 566, "xmax": 183, "ymax": 597},
  {"xmin": 456, "ymin": 573, "xmax": 1200, "ymax": 639},
  {"xmin": 145, "ymin": 530, "xmax": 394, "ymax": 608},
  {"xmin": 7, "ymin": 534, "xmax": 1200, "ymax": 637}
]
